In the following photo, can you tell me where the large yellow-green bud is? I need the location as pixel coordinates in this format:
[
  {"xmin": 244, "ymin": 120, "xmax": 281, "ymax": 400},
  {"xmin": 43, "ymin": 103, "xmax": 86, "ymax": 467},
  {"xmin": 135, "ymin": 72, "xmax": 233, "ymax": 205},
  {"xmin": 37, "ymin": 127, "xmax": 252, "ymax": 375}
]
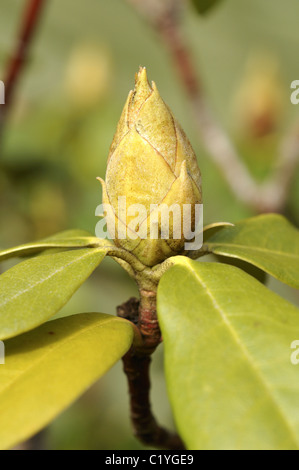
[{"xmin": 98, "ymin": 67, "xmax": 202, "ymax": 267}]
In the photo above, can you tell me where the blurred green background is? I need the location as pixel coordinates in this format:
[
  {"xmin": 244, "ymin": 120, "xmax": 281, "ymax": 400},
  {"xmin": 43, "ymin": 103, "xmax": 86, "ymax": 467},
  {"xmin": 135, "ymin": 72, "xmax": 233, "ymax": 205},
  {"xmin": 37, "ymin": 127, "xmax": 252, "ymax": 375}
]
[{"xmin": 0, "ymin": 0, "xmax": 299, "ymax": 450}]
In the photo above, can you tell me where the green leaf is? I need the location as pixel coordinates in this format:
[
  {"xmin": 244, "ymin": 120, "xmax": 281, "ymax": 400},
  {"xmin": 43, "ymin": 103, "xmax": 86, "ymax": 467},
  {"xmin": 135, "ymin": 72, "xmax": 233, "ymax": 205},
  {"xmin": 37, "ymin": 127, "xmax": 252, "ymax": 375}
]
[
  {"xmin": 0, "ymin": 229, "xmax": 105, "ymax": 262},
  {"xmin": 0, "ymin": 248, "xmax": 107, "ymax": 340},
  {"xmin": 215, "ymin": 255, "xmax": 267, "ymax": 284},
  {"xmin": 191, "ymin": 0, "xmax": 223, "ymax": 15},
  {"xmin": 158, "ymin": 257, "xmax": 299, "ymax": 450},
  {"xmin": 205, "ymin": 214, "xmax": 299, "ymax": 288},
  {"xmin": 203, "ymin": 222, "xmax": 234, "ymax": 243},
  {"xmin": 0, "ymin": 312, "xmax": 134, "ymax": 450}
]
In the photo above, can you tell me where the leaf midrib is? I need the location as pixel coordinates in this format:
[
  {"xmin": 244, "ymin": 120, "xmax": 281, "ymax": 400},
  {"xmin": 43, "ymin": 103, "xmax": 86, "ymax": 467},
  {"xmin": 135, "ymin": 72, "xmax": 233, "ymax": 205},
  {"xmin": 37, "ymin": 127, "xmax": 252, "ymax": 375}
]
[
  {"xmin": 0, "ymin": 317, "xmax": 130, "ymax": 396},
  {"xmin": 207, "ymin": 242, "xmax": 299, "ymax": 259},
  {"xmin": 0, "ymin": 250, "xmax": 103, "ymax": 310},
  {"xmin": 0, "ymin": 237, "xmax": 101, "ymax": 258},
  {"xmin": 189, "ymin": 264, "xmax": 299, "ymax": 448}
]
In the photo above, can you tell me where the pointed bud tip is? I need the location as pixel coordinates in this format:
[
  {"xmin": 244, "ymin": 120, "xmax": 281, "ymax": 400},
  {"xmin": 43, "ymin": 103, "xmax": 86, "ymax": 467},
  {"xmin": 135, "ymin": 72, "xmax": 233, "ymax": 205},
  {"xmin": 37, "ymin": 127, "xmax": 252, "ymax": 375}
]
[
  {"xmin": 134, "ymin": 66, "xmax": 152, "ymax": 94},
  {"xmin": 135, "ymin": 66, "xmax": 147, "ymax": 82},
  {"xmin": 127, "ymin": 67, "xmax": 152, "ymax": 124},
  {"xmin": 178, "ymin": 160, "xmax": 189, "ymax": 180}
]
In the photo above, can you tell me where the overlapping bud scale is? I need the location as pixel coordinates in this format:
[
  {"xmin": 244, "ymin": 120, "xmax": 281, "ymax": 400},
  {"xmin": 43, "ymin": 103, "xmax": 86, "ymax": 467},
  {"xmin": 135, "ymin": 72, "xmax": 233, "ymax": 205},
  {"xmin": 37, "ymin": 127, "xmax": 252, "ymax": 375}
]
[{"xmin": 99, "ymin": 68, "xmax": 202, "ymax": 266}]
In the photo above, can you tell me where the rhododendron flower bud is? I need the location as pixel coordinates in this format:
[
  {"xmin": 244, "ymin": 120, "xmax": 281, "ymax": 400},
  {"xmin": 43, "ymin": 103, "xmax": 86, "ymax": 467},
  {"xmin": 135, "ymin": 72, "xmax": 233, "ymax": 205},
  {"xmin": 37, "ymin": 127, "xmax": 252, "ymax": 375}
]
[{"xmin": 98, "ymin": 67, "xmax": 202, "ymax": 266}]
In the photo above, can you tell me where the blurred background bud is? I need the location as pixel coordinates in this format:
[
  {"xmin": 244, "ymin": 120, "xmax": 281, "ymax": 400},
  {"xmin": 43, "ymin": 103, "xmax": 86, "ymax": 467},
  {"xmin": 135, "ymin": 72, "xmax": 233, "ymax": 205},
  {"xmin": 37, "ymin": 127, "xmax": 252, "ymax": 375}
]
[
  {"xmin": 232, "ymin": 53, "xmax": 285, "ymax": 139},
  {"xmin": 64, "ymin": 42, "xmax": 112, "ymax": 111}
]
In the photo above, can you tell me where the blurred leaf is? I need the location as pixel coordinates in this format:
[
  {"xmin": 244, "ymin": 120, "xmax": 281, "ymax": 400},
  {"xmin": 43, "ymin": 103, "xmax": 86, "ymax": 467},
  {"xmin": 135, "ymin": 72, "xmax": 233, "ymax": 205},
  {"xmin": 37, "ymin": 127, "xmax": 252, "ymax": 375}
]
[
  {"xmin": 0, "ymin": 248, "xmax": 107, "ymax": 340},
  {"xmin": 191, "ymin": 0, "xmax": 223, "ymax": 15},
  {"xmin": 0, "ymin": 313, "xmax": 134, "ymax": 450},
  {"xmin": 0, "ymin": 229, "xmax": 106, "ymax": 262},
  {"xmin": 158, "ymin": 257, "xmax": 299, "ymax": 450},
  {"xmin": 206, "ymin": 214, "xmax": 299, "ymax": 288}
]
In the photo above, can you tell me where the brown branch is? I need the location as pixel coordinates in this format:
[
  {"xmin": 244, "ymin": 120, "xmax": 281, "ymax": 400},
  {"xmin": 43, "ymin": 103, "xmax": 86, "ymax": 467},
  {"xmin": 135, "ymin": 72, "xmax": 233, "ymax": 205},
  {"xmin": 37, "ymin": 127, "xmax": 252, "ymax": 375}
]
[
  {"xmin": 0, "ymin": 0, "xmax": 47, "ymax": 137},
  {"xmin": 262, "ymin": 124, "xmax": 299, "ymax": 210},
  {"xmin": 127, "ymin": 0, "xmax": 299, "ymax": 213},
  {"xmin": 137, "ymin": 289, "xmax": 162, "ymax": 355},
  {"xmin": 117, "ymin": 297, "xmax": 185, "ymax": 450}
]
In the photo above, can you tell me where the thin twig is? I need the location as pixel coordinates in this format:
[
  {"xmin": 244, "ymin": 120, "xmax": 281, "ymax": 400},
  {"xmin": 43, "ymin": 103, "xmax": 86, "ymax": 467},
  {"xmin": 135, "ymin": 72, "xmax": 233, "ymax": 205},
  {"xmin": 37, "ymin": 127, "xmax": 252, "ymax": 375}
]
[
  {"xmin": 0, "ymin": 0, "xmax": 47, "ymax": 139},
  {"xmin": 117, "ymin": 297, "xmax": 185, "ymax": 450},
  {"xmin": 127, "ymin": 0, "xmax": 299, "ymax": 213}
]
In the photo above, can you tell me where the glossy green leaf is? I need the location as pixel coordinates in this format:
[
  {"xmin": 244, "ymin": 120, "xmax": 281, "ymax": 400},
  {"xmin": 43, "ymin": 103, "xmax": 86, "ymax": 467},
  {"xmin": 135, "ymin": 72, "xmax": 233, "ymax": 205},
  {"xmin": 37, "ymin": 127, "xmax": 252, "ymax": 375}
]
[
  {"xmin": 203, "ymin": 222, "xmax": 234, "ymax": 243},
  {"xmin": 191, "ymin": 0, "xmax": 223, "ymax": 15},
  {"xmin": 158, "ymin": 257, "xmax": 299, "ymax": 450},
  {"xmin": 206, "ymin": 214, "xmax": 299, "ymax": 288},
  {"xmin": 0, "ymin": 229, "xmax": 105, "ymax": 262},
  {"xmin": 0, "ymin": 248, "xmax": 107, "ymax": 340},
  {"xmin": 0, "ymin": 312, "xmax": 134, "ymax": 450},
  {"xmin": 215, "ymin": 255, "xmax": 267, "ymax": 284}
]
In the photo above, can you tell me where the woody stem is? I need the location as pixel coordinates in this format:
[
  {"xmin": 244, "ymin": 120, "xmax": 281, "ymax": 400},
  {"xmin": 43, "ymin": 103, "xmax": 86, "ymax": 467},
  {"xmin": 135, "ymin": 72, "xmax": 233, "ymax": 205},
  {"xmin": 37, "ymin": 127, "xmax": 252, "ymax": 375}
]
[
  {"xmin": 117, "ymin": 295, "xmax": 185, "ymax": 450},
  {"xmin": 137, "ymin": 288, "xmax": 161, "ymax": 355}
]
